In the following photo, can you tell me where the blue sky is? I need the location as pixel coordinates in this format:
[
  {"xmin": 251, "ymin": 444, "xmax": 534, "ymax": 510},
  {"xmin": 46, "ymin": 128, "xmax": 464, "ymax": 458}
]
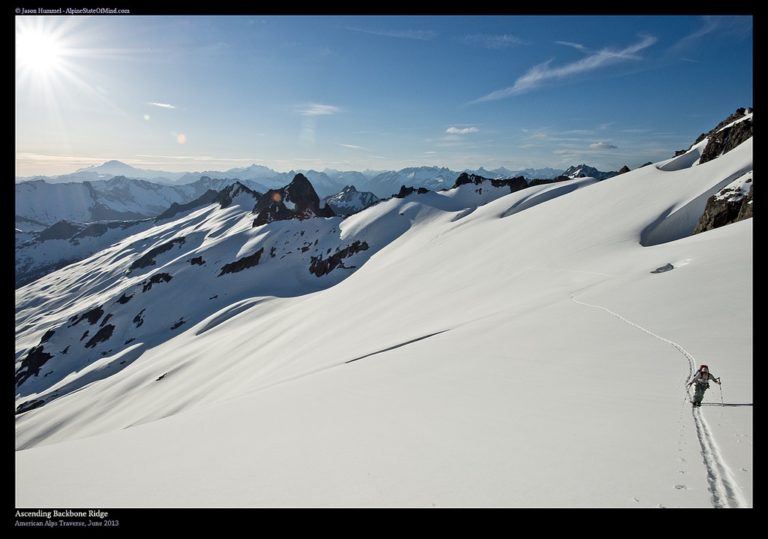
[{"xmin": 16, "ymin": 15, "xmax": 752, "ymax": 176}]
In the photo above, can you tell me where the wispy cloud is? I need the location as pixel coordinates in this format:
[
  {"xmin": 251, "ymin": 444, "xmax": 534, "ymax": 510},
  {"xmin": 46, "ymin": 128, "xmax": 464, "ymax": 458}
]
[
  {"xmin": 670, "ymin": 16, "xmax": 752, "ymax": 53},
  {"xmin": 464, "ymin": 34, "xmax": 524, "ymax": 49},
  {"xmin": 295, "ymin": 104, "xmax": 340, "ymax": 145},
  {"xmin": 555, "ymin": 41, "xmax": 588, "ymax": 52},
  {"xmin": 446, "ymin": 126, "xmax": 479, "ymax": 135},
  {"xmin": 339, "ymin": 143, "xmax": 369, "ymax": 151},
  {"xmin": 473, "ymin": 34, "xmax": 657, "ymax": 102},
  {"xmin": 296, "ymin": 103, "xmax": 341, "ymax": 117},
  {"xmin": 590, "ymin": 142, "xmax": 618, "ymax": 150},
  {"xmin": 148, "ymin": 102, "xmax": 176, "ymax": 109},
  {"xmin": 345, "ymin": 26, "xmax": 436, "ymax": 41}
]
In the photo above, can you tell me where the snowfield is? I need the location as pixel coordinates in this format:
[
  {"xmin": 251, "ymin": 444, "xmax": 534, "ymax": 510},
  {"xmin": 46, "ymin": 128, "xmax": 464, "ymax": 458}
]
[{"xmin": 15, "ymin": 135, "xmax": 752, "ymax": 507}]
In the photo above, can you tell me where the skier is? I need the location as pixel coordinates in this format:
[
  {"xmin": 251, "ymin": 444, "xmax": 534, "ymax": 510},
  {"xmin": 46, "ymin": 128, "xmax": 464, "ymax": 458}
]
[{"xmin": 687, "ymin": 364, "xmax": 720, "ymax": 407}]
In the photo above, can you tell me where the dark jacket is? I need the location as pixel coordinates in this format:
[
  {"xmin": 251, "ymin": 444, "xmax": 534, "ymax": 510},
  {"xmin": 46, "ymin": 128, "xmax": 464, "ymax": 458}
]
[{"xmin": 689, "ymin": 370, "xmax": 719, "ymax": 387}]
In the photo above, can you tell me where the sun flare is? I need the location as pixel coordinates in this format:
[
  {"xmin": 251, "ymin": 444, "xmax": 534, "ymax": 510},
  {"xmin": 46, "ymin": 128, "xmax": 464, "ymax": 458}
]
[{"xmin": 17, "ymin": 28, "xmax": 64, "ymax": 76}]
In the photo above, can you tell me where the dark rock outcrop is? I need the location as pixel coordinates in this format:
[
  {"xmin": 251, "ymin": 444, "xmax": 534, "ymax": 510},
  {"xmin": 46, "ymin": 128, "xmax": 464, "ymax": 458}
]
[
  {"xmin": 219, "ymin": 248, "xmax": 265, "ymax": 276},
  {"xmin": 84, "ymin": 324, "xmax": 115, "ymax": 348},
  {"xmin": 453, "ymin": 173, "xmax": 529, "ymax": 193},
  {"xmin": 189, "ymin": 256, "xmax": 205, "ymax": 266},
  {"xmin": 40, "ymin": 329, "xmax": 55, "ymax": 343},
  {"xmin": 16, "ymin": 399, "xmax": 46, "ymax": 414},
  {"xmin": 129, "ymin": 238, "xmax": 186, "ymax": 271},
  {"xmin": 699, "ymin": 117, "xmax": 753, "ymax": 165},
  {"xmin": 171, "ymin": 318, "xmax": 186, "ymax": 330},
  {"xmin": 711, "ymin": 107, "xmax": 753, "ymax": 133},
  {"xmin": 71, "ymin": 305, "xmax": 104, "ymax": 326},
  {"xmin": 116, "ymin": 293, "xmax": 133, "ymax": 304},
  {"xmin": 15, "ymin": 346, "xmax": 53, "ymax": 386},
  {"xmin": 694, "ymin": 181, "xmax": 753, "ymax": 234},
  {"xmin": 651, "ymin": 263, "xmax": 674, "ymax": 274},
  {"xmin": 309, "ymin": 241, "xmax": 369, "ymax": 277},
  {"xmin": 736, "ymin": 186, "xmax": 753, "ymax": 221},
  {"xmin": 394, "ymin": 185, "xmax": 430, "ymax": 198},
  {"xmin": 617, "ymin": 165, "xmax": 631, "ymax": 175},
  {"xmin": 253, "ymin": 174, "xmax": 335, "ymax": 226},
  {"xmin": 133, "ymin": 309, "xmax": 146, "ymax": 327},
  {"xmin": 142, "ymin": 273, "xmax": 173, "ymax": 292}
]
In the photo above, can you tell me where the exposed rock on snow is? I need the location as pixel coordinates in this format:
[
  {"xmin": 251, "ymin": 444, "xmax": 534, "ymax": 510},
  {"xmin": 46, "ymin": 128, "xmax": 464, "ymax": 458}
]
[
  {"xmin": 15, "ymin": 346, "xmax": 52, "ymax": 387},
  {"xmin": 699, "ymin": 117, "xmax": 753, "ymax": 165},
  {"xmin": 84, "ymin": 324, "xmax": 115, "ymax": 349},
  {"xmin": 453, "ymin": 172, "xmax": 528, "ymax": 192},
  {"xmin": 142, "ymin": 273, "xmax": 173, "ymax": 292},
  {"xmin": 71, "ymin": 305, "xmax": 104, "ymax": 326},
  {"xmin": 253, "ymin": 174, "xmax": 335, "ymax": 226},
  {"xmin": 651, "ymin": 263, "xmax": 674, "ymax": 273},
  {"xmin": 129, "ymin": 238, "xmax": 187, "ymax": 272},
  {"xmin": 394, "ymin": 185, "xmax": 430, "ymax": 198},
  {"xmin": 694, "ymin": 173, "xmax": 753, "ymax": 234},
  {"xmin": 309, "ymin": 241, "xmax": 369, "ymax": 277},
  {"xmin": 219, "ymin": 248, "xmax": 265, "ymax": 275}
]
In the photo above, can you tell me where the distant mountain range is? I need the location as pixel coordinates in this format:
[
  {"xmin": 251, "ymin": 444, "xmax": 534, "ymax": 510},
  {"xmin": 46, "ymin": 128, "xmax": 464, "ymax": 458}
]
[
  {"xmin": 17, "ymin": 161, "xmax": 631, "ymax": 231},
  {"xmin": 17, "ymin": 161, "xmax": 570, "ymax": 199}
]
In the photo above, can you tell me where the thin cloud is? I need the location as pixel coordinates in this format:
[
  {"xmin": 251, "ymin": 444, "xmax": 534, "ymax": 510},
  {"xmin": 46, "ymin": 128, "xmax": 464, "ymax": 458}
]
[
  {"xmin": 670, "ymin": 16, "xmax": 752, "ymax": 53},
  {"xmin": 148, "ymin": 102, "xmax": 176, "ymax": 109},
  {"xmin": 555, "ymin": 41, "xmax": 588, "ymax": 52},
  {"xmin": 345, "ymin": 26, "xmax": 436, "ymax": 41},
  {"xmin": 473, "ymin": 34, "xmax": 657, "ymax": 102},
  {"xmin": 296, "ymin": 104, "xmax": 341, "ymax": 117},
  {"xmin": 464, "ymin": 34, "xmax": 524, "ymax": 49},
  {"xmin": 446, "ymin": 126, "xmax": 479, "ymax": 135},
  {"xmin": 590, "ymin": 142, "xmax": 618, "ymax": 150},
  {"xmin": 339, "ymin": 143, "xmax": 369, "ymax": 151}
]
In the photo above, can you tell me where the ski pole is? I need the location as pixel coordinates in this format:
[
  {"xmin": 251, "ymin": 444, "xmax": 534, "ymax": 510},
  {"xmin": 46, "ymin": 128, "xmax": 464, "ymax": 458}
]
[{"xmin": 718, "ymin": 378, "xmax": 724, "ymax": 407}]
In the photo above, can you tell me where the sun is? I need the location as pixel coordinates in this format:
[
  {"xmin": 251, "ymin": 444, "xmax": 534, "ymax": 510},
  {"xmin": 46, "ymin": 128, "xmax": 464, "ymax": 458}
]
[
  {"xmin": 17, "ymin": 29, "xmax": 64, "ymax": 75},
  {"xmin": 16, "ymin": 18, "xmax": 75, "ymax": 82}
]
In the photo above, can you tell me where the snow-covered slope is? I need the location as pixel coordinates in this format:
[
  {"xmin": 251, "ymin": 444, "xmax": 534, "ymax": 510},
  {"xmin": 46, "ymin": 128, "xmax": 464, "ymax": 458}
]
[
  {"xmin": 15, "ymin": 122, "xmax": 752, "ymax": 508},
  {"xmin": 15, "ymin": 218, "xmax": 155, "ymax": 288},
  {"xmin": 14, "ymin": 177, "xmax": 530, "ymax": 412}
]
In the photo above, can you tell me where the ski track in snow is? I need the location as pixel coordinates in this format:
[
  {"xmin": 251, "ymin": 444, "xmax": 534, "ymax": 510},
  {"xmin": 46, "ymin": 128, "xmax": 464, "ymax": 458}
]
[{"xmin": 570, "ymin": 294, "xmax": 747, "ymax": 508}]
